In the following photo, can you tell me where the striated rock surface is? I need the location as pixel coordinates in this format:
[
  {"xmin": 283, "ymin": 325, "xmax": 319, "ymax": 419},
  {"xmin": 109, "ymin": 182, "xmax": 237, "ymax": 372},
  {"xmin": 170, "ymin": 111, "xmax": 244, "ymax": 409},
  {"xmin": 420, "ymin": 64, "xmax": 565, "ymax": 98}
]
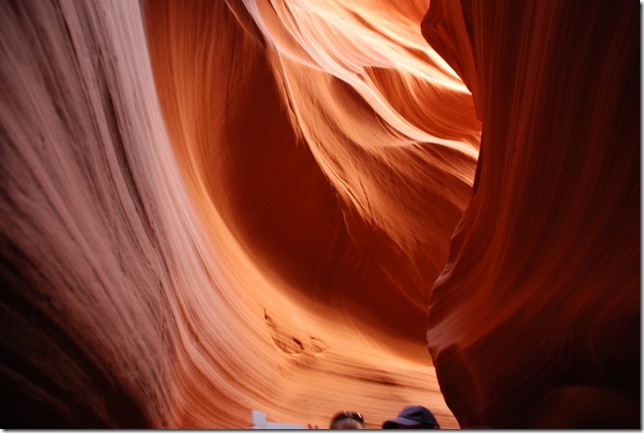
[
  {"xmin": 422, "ymin": 0, "xmax": 639, "ymax": 428},
  {"xmin": 0, "ymin": 0, "xmax": 638, "ymax": 429}
]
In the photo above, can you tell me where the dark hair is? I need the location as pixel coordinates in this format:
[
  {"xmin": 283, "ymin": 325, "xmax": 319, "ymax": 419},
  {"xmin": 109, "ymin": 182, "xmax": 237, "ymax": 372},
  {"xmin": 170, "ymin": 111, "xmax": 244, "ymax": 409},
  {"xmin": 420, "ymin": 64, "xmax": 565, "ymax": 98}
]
[{"xmin": 330, "ymin": 411, "xmax": 365, "ymax": 428}]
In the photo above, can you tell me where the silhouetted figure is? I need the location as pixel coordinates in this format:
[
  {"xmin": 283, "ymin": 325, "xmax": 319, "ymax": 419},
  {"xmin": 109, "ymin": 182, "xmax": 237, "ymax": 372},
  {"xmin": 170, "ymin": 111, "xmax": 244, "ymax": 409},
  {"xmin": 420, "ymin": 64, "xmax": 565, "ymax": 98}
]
[
  {"xmin": 330, "ymin": 411, "xmax": 365, "ymax": 429},
  {"xmin": 382, "ymin": 405, "xmax": 440, "ymax": 429}
]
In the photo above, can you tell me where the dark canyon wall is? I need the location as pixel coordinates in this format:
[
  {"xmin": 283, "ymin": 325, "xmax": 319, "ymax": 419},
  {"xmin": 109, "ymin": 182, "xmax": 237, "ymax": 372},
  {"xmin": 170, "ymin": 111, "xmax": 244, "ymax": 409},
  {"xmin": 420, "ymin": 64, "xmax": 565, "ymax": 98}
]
[{"xmin": 422, "ymin": 0, "xmax": 639, "ymax": 428}]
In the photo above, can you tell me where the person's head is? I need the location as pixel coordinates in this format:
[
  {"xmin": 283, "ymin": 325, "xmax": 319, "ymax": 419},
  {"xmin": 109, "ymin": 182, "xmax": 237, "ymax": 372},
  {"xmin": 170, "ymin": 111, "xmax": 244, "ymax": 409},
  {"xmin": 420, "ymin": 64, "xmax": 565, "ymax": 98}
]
[
  {"xmin": 330, "ymin": 411, "xmax": 365, "ymax": 429},
  {"xmin": 382, "ymin": 405, "xmax": 440, "ymax": 429}
]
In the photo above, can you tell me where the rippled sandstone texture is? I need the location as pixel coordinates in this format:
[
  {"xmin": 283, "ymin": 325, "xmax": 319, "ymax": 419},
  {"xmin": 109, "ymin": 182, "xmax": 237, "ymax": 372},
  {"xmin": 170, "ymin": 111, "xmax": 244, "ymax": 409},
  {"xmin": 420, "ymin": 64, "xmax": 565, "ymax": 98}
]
[
  {"xmin": 422, "ymin": 0, "xmax": 640, "ymax": 428},
  {"xmin": 0, "ymin": 0, "xmax": 639, "ymax": 429}
]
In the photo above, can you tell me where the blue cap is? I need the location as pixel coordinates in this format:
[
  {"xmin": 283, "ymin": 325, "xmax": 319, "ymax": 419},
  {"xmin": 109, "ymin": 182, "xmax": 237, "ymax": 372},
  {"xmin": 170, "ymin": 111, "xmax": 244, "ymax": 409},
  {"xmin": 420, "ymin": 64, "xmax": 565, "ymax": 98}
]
[{"xmin": 382, "ymin": 405, "xmax": 439, "ymax": 429}]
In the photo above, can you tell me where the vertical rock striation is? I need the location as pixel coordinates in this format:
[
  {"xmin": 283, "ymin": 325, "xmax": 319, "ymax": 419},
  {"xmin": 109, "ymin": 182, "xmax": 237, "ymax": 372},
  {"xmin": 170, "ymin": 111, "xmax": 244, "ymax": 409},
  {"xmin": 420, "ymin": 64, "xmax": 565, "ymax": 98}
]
[{"xmin": 422, "ymin": 0, "xmax": 639, "ymax": 428}]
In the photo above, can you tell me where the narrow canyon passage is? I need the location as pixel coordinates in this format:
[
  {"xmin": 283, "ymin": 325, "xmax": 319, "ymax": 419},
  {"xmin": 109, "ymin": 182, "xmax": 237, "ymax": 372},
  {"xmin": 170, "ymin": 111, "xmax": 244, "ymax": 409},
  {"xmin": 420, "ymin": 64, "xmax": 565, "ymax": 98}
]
[{"xmin": 0, "ymin": 0, "xmax": 638, "ymax": 429}]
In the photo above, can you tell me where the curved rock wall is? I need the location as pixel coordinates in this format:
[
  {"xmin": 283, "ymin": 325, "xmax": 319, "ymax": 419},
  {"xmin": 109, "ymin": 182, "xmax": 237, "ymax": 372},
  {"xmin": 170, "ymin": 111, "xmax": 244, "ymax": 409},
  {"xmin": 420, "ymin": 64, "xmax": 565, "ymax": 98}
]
[
  {"xmin": 1, "ymin": 0, "xmax": 475, "ymax": 428},
  {"xmin": 0, "ymin": 0, "xmax": 638, "ymax": 429},
  {"xmin": 422, "ymin": 0, "xmax": 639, "ymax": 428}
]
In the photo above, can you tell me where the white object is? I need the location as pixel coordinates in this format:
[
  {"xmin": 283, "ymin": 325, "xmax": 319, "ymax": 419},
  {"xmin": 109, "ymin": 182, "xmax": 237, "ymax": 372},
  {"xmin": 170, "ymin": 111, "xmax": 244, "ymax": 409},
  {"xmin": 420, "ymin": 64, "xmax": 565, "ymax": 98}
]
[{"xmin": 251, "ymin": 410, "xmax": 305, "ymax": 429}]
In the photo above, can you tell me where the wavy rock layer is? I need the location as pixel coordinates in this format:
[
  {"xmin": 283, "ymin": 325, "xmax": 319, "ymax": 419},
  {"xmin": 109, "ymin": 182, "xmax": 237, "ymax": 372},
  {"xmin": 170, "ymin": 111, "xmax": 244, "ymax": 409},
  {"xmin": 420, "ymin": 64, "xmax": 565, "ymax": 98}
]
[
  {"xmin": 422, "ymin": 0, "xmax": 640, "ymax": 428},
  {"xmin": 0, "ymin": 0, "xmax": 638, "ymax": 429},
  {"xmin": 0, "ymin": 0, "xmax": 474, "ymax": 428}
]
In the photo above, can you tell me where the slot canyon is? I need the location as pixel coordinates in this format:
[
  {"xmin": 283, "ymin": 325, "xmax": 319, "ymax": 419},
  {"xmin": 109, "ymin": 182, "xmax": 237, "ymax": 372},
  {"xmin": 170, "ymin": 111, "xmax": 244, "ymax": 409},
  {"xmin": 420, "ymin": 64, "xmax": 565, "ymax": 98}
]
[{"xmin": 0, "ymin": 0, "xmax": 639, "ymax": 429}]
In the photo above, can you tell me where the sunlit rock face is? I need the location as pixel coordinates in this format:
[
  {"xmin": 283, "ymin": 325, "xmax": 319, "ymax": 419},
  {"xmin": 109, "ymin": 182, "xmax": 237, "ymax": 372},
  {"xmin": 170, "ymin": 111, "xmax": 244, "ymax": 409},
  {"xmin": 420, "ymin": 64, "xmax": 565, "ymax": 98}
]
[
  {"xmin": 0, "ymin": 0, "xmax": 638, "ymax": 429},
  {"xmin": 422, "ymin": 0, "xmax": 640, "ymax": 428}
]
